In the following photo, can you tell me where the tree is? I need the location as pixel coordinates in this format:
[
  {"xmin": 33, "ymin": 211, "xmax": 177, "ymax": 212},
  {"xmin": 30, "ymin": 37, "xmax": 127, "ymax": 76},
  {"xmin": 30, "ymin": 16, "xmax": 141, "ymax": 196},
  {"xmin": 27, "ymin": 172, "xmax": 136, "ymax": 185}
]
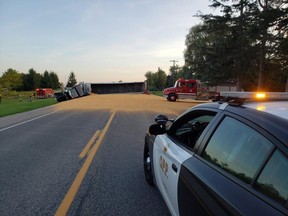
[
  {"xmin": 41, "ymin": 71, "xmax": 60, "ymax": 89},
  {"xmin": 247, "ymin": 0, "xmax": 288, "ymax": 90},
  {"xmin": 155, "ymin": 68, "xmax": 167, "ymax": 90},
  {"xmin": 145, "ymin": 71, "xmax": 154, "ymax": 90},
  {"xmin": 41, "ymin": 71, "xmax": 51, "ymax": 87},
  {"xmin": 184, "ymin": 24, "xmax": 208, "ymax": 80},
  {"xmin": 195, "ymin": 1, "xmax": 259, "ymax": 88},
  {"xmin": 184, "ymin": 23, "xmax": 232, "ymax": 84},
  {"xmin": 22, "ymin": 68, "xmax": 42, "ymax": 91},
  {"xmin": 66, "ymin": 71, "xmax": 77, "ymax": 87},
  {"xmin": 184, "ymin": 0, "xmax": 288, "ymax": 91},
  {"xmin": 0, "ymin": 68, "xmax": 23, "ymax": 90},
  {"xmin": 144, "ymin": 68, "xmax": 167, "ymax": 90},
  {"xmin": 1, "ymin": 68, "xmax": 60, "ymax": 91},
  {"xmin": 49, "ymin": 71, "xmax": 60, "ymax": 89},
  {"xmin": 167, "ymin": 64, "xmax": 182, "ymax": 87}
]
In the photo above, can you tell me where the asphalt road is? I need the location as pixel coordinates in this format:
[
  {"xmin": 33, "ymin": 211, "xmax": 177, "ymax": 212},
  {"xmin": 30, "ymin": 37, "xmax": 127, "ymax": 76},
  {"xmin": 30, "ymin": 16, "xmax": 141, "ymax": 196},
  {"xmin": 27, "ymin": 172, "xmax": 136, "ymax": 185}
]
[{"xmin": 0, "ymin": 107, "xmax": 171, "ymax": 215}]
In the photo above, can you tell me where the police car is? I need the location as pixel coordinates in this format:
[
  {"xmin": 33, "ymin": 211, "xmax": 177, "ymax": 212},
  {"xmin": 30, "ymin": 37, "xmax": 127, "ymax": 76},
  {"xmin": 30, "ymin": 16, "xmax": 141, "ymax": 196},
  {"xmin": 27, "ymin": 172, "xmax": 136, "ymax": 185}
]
[{"xmin": 143, "ymin": 92, "xmax": 288, "ymax": 216}]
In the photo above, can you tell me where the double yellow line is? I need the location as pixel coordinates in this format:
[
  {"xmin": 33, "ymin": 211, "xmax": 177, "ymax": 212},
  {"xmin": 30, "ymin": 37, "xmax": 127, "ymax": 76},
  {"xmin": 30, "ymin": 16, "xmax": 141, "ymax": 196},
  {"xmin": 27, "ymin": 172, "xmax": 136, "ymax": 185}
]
[{"xmin": 55, "ymin": 111, "xmax": 116, "ymax": 216}]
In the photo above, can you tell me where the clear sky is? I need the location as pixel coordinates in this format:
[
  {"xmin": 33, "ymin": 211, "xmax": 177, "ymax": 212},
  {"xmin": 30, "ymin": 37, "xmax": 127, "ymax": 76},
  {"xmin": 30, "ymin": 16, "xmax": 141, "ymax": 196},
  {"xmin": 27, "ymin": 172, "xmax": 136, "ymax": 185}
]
[{"xmin": 0, "ymin": 0, "xmax": 212, "ymax": 84}]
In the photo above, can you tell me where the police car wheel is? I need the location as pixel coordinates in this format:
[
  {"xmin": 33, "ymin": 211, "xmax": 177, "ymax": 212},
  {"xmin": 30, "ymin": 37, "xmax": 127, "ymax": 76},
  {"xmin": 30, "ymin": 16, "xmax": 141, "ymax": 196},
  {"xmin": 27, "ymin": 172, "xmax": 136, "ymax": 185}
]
[{"xmin": 144, "ymin": 142, "xmax": 154, "ymax": 185}]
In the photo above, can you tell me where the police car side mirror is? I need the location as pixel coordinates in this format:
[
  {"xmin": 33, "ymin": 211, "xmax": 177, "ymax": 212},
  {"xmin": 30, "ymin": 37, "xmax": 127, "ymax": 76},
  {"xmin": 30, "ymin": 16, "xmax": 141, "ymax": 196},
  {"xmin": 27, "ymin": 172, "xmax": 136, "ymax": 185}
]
[
  {"xmin": 155, "ymin": 114, "xmax": 169, "ymax": 124},
  {"xmin": 149, "ymin": 124, "xmax": 166, "ymax": 135}
]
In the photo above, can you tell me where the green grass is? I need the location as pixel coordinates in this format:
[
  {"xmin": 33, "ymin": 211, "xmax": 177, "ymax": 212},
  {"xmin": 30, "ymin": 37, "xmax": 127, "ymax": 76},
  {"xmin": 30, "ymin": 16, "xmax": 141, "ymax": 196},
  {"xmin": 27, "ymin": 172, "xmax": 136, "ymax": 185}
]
[
  {"xmin": 150, "ymin": 91, "xmax": 163, "ymax": 97},
  {"xmin": 0, "ymin": 97, "xmax": 57, "ymax": 117}
]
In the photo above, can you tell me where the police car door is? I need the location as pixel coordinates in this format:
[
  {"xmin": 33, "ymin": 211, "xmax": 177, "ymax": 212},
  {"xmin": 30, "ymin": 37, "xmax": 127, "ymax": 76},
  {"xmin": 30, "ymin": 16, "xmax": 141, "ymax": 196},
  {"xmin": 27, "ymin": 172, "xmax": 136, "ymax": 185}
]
[
  {"xmin": 153, "ymin": 134, "xmax": 191, "ymax": 216},
  {"xmin": 153, "ymin": 110, "xmax": 217, "ymax": 216}
]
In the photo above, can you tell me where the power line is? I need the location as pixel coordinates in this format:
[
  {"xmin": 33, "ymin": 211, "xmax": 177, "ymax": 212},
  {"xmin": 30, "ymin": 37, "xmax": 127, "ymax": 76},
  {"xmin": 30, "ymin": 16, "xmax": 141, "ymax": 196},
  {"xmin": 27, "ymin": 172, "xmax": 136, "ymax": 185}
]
[{"xmin": 170, "ymin": 60, "xmax": 178, "ymax": 67}]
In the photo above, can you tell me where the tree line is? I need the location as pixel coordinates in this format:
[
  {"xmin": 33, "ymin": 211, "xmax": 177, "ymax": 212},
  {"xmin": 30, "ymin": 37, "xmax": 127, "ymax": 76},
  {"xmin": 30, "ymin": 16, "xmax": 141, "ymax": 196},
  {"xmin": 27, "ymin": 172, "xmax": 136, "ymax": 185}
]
[
  {"xmin": 0, "ymin": 68, "xmax": 79, "ymax": 93},
  {"xmin": 145, "ymin": 0, "xmax": 288, "ymax": 92},
  {"xmin": 0, "ymin": 68, "xmax": 60, "ymax": 91}
]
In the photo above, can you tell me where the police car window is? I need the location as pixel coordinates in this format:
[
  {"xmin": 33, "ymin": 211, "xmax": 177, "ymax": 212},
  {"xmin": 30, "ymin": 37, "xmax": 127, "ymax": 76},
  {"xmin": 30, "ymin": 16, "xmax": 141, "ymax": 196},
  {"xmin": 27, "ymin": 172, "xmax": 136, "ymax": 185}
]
[
  {"xmin": 203, "ymin": 116, "xmax": 273, "ymax": 184},
  {"xmin": 255, "ymin": 150, "xmax": 288, "ymax": 205},
  {"xmin": 171, "ymin": 113, "xmax": 216, "ymax": 149}
]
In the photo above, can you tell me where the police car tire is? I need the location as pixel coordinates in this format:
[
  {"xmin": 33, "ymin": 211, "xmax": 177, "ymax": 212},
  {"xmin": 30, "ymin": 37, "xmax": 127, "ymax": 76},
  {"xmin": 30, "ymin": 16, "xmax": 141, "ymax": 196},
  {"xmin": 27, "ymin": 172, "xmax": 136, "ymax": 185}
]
[{"xmin": 144, "ymin": 142, "xmax": 154, "ymax": 186}]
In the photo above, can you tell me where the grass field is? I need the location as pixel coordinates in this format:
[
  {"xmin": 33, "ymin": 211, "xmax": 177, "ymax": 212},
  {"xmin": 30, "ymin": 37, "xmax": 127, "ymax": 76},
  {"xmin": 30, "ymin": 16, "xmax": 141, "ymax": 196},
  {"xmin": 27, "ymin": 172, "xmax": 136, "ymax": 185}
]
[
  {"xmin": 0, "ymin": 97, "xmax": 57, "ymax": 117},
  {"xmin": 150, "ymin": 91, "xmax": 163, "ymax": 97}
]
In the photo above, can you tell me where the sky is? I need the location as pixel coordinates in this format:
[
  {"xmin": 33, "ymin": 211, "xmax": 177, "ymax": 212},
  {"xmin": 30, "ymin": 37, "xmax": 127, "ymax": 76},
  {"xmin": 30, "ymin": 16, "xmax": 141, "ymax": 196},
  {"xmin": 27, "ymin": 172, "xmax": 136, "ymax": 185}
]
[{"xmin": 0, "ymin": 0, "xmax": 213, "ymax": 84}]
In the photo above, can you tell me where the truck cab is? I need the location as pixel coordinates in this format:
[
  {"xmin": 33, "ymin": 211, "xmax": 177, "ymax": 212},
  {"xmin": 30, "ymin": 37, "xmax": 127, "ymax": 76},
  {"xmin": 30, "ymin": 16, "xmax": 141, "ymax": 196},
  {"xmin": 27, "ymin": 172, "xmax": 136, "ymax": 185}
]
[{"xmin": 163, "ymin": 78, "xmax": 200, "ymax": 101}]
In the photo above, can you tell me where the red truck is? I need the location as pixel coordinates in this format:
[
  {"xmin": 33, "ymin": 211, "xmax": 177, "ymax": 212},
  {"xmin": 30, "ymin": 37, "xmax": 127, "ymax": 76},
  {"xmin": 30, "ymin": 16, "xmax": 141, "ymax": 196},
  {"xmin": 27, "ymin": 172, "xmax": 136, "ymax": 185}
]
[
  {"xmin": 163, "ymin": 78, "xmax": 236, "ymax": 101},
  {"xmin": 35, "ymin": 88, "xmax": 54, "ymax": 99}
]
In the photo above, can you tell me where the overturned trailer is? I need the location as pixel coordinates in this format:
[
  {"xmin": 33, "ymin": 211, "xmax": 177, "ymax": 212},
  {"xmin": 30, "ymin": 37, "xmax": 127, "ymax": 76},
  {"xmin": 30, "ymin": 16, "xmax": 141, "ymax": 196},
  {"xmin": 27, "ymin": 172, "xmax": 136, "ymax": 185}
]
[
  {"xmin": 74, "ymin": 84, "xmax": 84, "ymax": 97},
  {"xmin": 91, "ymin": 82, "xmax": 145, "ymax": 94},
  {"xmin": 80, "ymin": 82, "xmax": 92, "ymax": 95}
]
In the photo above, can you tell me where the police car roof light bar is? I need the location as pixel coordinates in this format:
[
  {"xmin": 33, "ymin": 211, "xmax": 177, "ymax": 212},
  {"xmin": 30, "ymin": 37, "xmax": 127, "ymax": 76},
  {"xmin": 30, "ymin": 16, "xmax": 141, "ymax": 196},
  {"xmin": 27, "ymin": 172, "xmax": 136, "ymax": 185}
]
[{"xmin": 220, "ymin": 92, "xmax": 288, "ymax": 101}]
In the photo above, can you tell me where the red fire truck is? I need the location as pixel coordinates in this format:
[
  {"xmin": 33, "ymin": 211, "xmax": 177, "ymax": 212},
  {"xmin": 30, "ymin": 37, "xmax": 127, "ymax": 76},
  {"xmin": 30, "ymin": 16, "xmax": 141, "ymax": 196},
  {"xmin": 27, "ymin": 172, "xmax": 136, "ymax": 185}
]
[
  {"xmin": 163, "ymin": 78, "xmax": 236, "ymax": 101},
  {"xmin": 35, "ymin": 88, "xmax": 54, "ymax": 99}
]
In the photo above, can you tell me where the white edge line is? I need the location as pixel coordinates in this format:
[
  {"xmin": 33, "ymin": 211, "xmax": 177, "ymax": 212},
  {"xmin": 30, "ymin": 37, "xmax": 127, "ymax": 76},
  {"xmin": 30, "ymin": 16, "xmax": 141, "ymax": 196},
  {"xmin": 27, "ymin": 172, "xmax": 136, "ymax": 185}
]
[{"xmin": 0, "ymin": 111, "xmax": 60, "ymax": 132}]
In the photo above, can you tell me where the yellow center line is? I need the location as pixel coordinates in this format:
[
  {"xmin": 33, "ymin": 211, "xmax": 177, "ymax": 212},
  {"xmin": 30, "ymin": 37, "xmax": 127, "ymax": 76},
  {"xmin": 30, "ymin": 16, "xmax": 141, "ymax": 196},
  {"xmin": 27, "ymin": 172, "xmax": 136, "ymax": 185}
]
[
  {"xmin": 79, "ymin": 130, "xmax": 100, "ymax": 158},
  {"xmin": 55, "ymin": 111, "xmax": 116, "ymax": 216}
]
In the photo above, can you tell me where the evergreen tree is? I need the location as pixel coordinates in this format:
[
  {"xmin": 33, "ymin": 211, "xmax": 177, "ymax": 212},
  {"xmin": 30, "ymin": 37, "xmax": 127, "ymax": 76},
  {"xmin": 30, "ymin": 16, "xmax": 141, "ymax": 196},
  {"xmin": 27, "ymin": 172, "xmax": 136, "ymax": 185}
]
[
  {"xmin": 49, "ymin": 71, "xmax": 60, "ymax": 89},
  {"xmin": 184, "ymin": 0, "xmax": 288, "ymax": 91},
  {"xmin": 66, "ymin": 71, "xmax": 77, "ymax": 87},
  {"xmin": 22, "ymin": 68, "xmax": 41, "ymax": 91},
  {"xmin": 41, "ymin": 71, "xmax": 51, "ymax": 88}
]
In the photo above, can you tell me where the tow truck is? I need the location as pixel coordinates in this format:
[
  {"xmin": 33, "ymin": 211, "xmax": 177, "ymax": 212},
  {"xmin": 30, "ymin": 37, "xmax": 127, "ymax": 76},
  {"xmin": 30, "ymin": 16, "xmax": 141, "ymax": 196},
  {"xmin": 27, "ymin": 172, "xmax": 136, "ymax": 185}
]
[{"xmin": 163, "ymin": 78, "xmax": 236, "ymax": 101}]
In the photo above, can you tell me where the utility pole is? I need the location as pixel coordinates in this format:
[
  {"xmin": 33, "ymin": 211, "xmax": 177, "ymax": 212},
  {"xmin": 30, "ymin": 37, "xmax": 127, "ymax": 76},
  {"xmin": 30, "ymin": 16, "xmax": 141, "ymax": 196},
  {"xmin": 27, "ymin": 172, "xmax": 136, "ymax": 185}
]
[{"xmin": 170, "ymin": 60, "xmax": 178, "ymax": 85}]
